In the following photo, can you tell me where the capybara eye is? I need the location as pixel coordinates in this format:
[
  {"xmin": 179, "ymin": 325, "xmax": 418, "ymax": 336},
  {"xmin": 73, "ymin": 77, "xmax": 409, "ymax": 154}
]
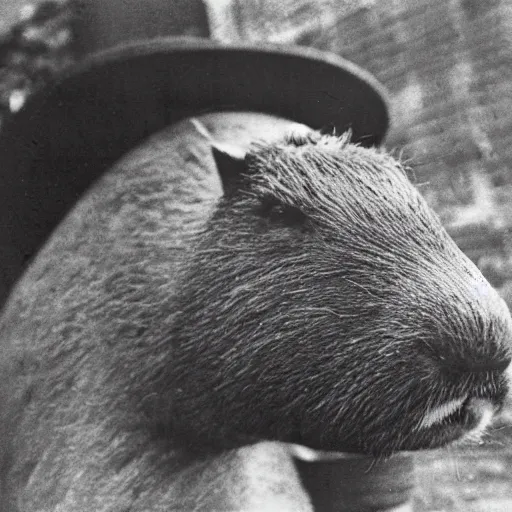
[{"xmin": 258, "ymin": 199, "xmax": 308, "ymax": 227}]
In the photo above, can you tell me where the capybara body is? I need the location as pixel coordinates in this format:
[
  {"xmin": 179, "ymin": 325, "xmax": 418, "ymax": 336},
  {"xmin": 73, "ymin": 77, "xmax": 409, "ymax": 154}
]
[{"xmin": 0, "ymin": 112, "xmax": 511, "ymax": 511}]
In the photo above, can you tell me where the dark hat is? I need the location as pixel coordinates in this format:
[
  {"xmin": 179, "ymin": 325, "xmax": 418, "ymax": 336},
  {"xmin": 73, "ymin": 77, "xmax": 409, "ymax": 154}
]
[{"xmin": 0, "ymin": 36, "xmax": 389, "ymax": 305}]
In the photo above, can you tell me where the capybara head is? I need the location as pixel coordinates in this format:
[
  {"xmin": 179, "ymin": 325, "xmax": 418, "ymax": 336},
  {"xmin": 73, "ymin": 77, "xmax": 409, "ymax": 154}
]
[{"xmin": 153, "ymin": 130, "xmax": 512, "ymax": 457}]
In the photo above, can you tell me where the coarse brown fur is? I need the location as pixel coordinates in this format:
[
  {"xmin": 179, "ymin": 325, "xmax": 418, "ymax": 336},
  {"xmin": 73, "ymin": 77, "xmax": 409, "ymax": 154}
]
[{"xmin": 0, "ymin": 112, "xmax": 511, "ymax": 510}]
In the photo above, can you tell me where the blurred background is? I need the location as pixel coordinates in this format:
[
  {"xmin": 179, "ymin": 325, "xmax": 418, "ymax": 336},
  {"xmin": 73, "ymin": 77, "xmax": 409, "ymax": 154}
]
[{"xmin": 1, "ymin": 0, "xmax": 512, "ymax": 510}]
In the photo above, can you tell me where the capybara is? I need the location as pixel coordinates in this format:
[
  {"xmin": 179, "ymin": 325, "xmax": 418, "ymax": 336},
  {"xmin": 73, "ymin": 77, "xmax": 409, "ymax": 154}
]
[{"xmin": 0, "ymin": 112, "xmax": 510, "ymax": 511}]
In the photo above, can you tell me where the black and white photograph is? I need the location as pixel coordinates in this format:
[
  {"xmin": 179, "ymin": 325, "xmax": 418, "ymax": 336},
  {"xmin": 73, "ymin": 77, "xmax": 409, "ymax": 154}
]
[{"xmin": 1, "ymin": 1, "xmax": 512, "ymax": 510}]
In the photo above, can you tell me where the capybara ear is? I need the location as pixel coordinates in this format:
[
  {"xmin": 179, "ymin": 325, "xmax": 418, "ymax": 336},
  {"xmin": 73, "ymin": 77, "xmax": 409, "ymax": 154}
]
[{"xmin": 211, "ymin": 141, "xmax": 248, "ymax": 195}]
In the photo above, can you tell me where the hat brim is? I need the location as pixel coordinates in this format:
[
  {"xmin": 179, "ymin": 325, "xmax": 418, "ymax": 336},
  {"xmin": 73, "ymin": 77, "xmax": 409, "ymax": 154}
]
[{"xmin": 0, "ymin": 36, "xmax": 389, "ymax": 304}]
